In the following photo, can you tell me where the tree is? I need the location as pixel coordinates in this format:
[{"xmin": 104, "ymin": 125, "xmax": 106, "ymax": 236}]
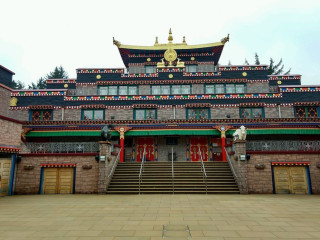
[
  {"xmin": 228, "ymin": 60, "xmax": 232, "ymax": 66},
  {"xmin": 255, "ymin": 53, "xmax": 260, "ymax": 65},
  {"xmin": 244, "ymin": 58, "xmax": 249, "ymax": 65},
  {"xmin": 28, "ymin": 66, "xmax": 69, "ymax": 89},
  {"xmin": 11, "ymin": 80, "xmax": 25, "ymax": 89},
  {"xmin": 268, "ymin": 58, "xmax": 291, "ymax": 75},
  {"xmin": 46, "ymin": 66, "xmax": 68, "ymax": 79}
]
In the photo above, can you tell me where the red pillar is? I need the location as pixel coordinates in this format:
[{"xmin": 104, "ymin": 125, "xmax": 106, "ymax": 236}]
[
  {"xmin": 221, "ymin": 136, "xmax": 226, "ymax": 162},
  {"xmin": 120, "ymin": 137, "xmax": 124, "ymax": 162}
]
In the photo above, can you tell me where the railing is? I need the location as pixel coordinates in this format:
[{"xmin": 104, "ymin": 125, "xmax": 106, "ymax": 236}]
[
  {"xmin": 198, "ymin": 147, "xmax": 207, "ymax": 195},
  {"xmin": 171, "ymin": 147, "xmax": 175, "ymax": 195},
  {"xmin": 247, "ymin": 140, "xmax": 320, "ymax": 152},
  {"xmin": 26, "ymin": 142, "xmax": 99, "ymax": 153},
  {"xmin": 107, "ymin": 150, "xmax": 121, "ymax": 179},
  {"xmin": 225, "ymin": 147, "xmax": 238, "ymax": 186},
  {"xmin": 138, "ymin": 147, "xmax": 146, "ymax": 195}
]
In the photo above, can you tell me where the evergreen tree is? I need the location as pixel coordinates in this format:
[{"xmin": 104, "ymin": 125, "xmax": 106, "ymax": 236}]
[
  {"xmin": 268, "ymin": 58, "xmax": 291, "ymax": 75},
  {"xmin": 244, "ymin": 59, "xmax": 249, "ymax": 65},
  {"xmin": 255, "ymin": 53, "xmax": 260, "ymax": 65},
  {"xmin": 228, "ymin": 60, "xmax": 232, "ymax": 66},
  {"xmin": 11, "ymin": 80, "xmax": 25, "ymax": 89},
  {"xmin": 46, "ymin": 66, "xmax": 68, "ymax": 79}
]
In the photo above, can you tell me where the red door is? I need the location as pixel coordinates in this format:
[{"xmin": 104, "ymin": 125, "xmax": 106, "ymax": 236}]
[
  {"xmin": 212, "ymin": 138, "xmax": 223, "ymax": 161},
  {"xmin": 136, "ymin": 137, "xmax": 154, "ymax": 162},
  {"xmin": 190, "ymin": 137, "xmax": 208, "ymax": 162}
]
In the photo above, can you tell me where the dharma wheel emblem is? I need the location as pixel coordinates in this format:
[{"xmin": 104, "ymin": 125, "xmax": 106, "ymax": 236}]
[{"xmin": 164, "ymin": 48, "xmax": 177, "ymax": 66}]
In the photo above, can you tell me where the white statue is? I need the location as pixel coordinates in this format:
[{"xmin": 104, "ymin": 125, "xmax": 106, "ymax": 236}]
[{"xmin": 233, "ymin": 125, "xmax": 247, "ymax": 141}]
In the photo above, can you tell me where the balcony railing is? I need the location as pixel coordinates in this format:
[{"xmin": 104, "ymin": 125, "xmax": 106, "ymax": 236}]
[
  {"xmin": 26, "ymin": 142, "xmax": 99, "ymax": 153},
  {"xmin": 247, "ymin": 140, "xmax": 320, "ymax": 152}
]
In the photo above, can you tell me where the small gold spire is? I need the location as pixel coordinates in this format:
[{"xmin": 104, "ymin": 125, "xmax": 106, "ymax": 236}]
[
  {"xmin": 155, "ymin": 36, "xmax": 159, "ymax": 45},
  {"xmin": 221, "ymin": 34, "xmax": 230, "ymax": 44},
  {"xmin": 168, "ymin": 28, "xmax": 173, "ymax": 43},
  {"xmin": 183, "ymin": 36, "xmax": 186, "ymax": 44},
  {"xmin": 113, "ymin": 37, "xmax": 121, "ymax": 47}
]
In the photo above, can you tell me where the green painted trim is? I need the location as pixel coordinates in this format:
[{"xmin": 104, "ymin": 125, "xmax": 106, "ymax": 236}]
[
  {"xmin": 125, "ymin": 130, "xmax": 220, "ymax": 136},
  {"xmin": 228, "ymin": 129, "xmax": 320, "ymax": 135},
  {"xmin": 27, "ymin": 131, "xmax": 101, "ymax": 137}
]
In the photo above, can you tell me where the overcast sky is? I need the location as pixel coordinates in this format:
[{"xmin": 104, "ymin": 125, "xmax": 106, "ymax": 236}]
[{"xmin": 1, "ymin": 0, "xmax": 319, "ymax": 86}]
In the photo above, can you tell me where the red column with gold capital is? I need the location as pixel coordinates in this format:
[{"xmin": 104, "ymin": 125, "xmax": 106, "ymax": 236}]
[
  {"xmin": 215, "ymin": 126, "xmax": 231, "ymax": 162},
  {"xmin": 114, "ymin": 126, "xmax": 132, "ymax": 163}
]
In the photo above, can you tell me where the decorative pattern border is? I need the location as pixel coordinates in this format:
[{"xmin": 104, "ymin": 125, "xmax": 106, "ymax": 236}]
[
  {"xmin": 280, "ymin": 87, "xmax": 320, "ymax": 92},
  {"xmin": 271, "ymin": 162, "xmax": 310, "ymax": 166},
  {"xmin": 183, "ymin": 72, "xmax": 220, "ymax": 77},
  {"xmin": 268, "ymin": 75, "xmax": 301, "ymax": 80},
  {"xmin": 77, "ymin": 69, "xmax": 124, "ymax": 74},
  {"xmin": 40, "ymin": 164, "xmax": 76, "ymax": 168},
  {"xmin": 219, "ymin": 66, "xmax": 268, "ymax": 71},
  {"xmin": 157, "ymin": 68, "xmax": 185, "ymax": 72},
  {"xmin": 64, "ymin": 93, "xmax": 281, "ymax": 101},
  {"xmin": 0, "ymin": 146, "xmax": 20, "ymax": 153},
  {"xmin": 11, "ymin": 91, "xmax": 66, "ymax": 96},
  {"xmin": 121, "ymin": 73, "xmax": 158, "ymax": 78},
  {"xmin": 46, "ymin": 79, "xmax": 76, "ymax": 84}
]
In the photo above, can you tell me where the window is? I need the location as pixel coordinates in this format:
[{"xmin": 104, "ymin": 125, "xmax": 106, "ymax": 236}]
[
  {"xmin": 186, "ymin": 65, "xmax": 197, "ymax": 72},
  {"xmin": 134, "ymin": 109, "xmax": 157, "ymax": 120},
  {"xmin": 205, "ymin": 84, "xmax": 246, "ymax": 94},
  {"xmin": 30, "ymin": 110, "xmax": 52, "ymax": 122},
  {"xmin": 151, "ymin": 85, "xmax": 190, "ymax": 95},
  {"xmin": 145, "ymin": 66, "xmax": 156, "ymax": 74},
  {"xmin": 187, "ymin": 108, "xmax": 210, "ymax": 120},
  {"xmin": 82, "ymin": 109, "xmax": 105, "ymax": 120},
  {"xmin": 295, "ymin": 107, "xmax": 319, "ymax": 118},
  {"xmin": 98, "ymin": 86, "xmax": 138, "ymax": 96},
  {"xmin": 166, "ymin": 137, "xmax": 178, "ymax": 145},
  {"xmin": 240, "ymin": 108, "xmax": 264, "ymax": 119}
]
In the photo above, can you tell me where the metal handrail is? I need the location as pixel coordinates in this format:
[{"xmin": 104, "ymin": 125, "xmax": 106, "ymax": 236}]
[
  {"xmin": 138, "ymin": 147, "xmax": 146, "ymax": 195},
  {"xmin": 107, "ymin": 150, "xmax": 121, "ymax": 179},
  {"xmin": 198, "ymin": 146, "xmax": 207, "ymax": 195},
  {"xmin": 224, "ymin": 147, "xmax": 238, "ymax": 179},
  {"xmin": 171, "ymin": 147, "xmax": 174, "ymax": 195}
]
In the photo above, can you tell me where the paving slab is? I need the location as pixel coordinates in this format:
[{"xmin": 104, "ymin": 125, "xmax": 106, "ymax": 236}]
[{"xmin": 0, "ymin": 194, "xmax": 320, "ymax": 239}]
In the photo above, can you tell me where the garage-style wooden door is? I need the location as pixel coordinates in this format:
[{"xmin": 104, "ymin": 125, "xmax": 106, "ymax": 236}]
[
  {"xmin": 274, "ymin": 166, "xmax": 309, "ymax": 194},
  {"xmin": 0, "ymin": 158, "xmax": 12, "ymax": 195},
  {"xmin": 42, "ymin": 168, "xmax": 74, "ymax": 194}
]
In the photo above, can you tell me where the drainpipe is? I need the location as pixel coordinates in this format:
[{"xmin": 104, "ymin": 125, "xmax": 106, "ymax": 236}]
[{"xmin": 8, "ymin": 154, "xmax": 17, "ymax": 196}]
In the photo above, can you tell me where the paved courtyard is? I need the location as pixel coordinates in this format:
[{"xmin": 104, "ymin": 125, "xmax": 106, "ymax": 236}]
[{"xmin": 0, "ymin": 194, "xmax": 320, "ymax": 240}]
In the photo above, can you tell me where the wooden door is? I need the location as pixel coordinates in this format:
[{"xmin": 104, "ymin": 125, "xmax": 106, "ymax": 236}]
[
  {"xmin": 0, "ymin": 158, "xmax": 12, "ymax": 195},
  {"xmin": 43, "ymin": 168, "xmax": 74, "ymax": 194},
  {"xmin": 190, "ymin": 137, "xmax": 208, "ymax": 162},
  {"xmin": 274, "ymin": 166, "xmax": 308, "ymax": 194},
  {"xmin": 136, "ymin": 137, "xmax": 154, "ymax": 162}
]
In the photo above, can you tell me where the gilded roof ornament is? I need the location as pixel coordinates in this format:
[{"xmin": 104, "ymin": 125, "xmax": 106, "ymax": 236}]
[
  {"xmin": 168, "ymin": 28, "xmax": 173, "ymax": 43},
  {"xmin": 221, "ymin": 34, "xmax": 230, "ymax": 44},
  {"xmin": 155, "ymin": 36, "xmax": 159, "ymax": 45},
  {"xmin": 113, "ymin": 37, "xmax": 121, "ymax": 47},
  {"xmin": 183, "ymin": 36, "xmax": 186, "ymax": 44}
]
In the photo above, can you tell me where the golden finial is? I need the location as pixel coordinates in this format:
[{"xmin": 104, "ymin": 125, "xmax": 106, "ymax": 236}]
[
  {"xmin": 113, "ymin": 37, "xmax": 121, "ymax": 47},
  {"xmin": 183, "ymin": 36, "xmax": 186, "ymax": 44},
  {"xmin": 155, "ymin": 36, "xmax": 159, "ymax": 45},
  {"xmin": 221, "ymin": 34, "xmax": 230, "ymax": 44},
  {"xmin": 168, "ymin": 28, "xmax": 173, "ymax": 43}
]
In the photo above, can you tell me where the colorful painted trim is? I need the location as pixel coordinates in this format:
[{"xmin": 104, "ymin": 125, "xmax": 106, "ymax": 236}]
[
  {"xmin": 81, "ymin": 104, "xmax": 106, "ymax": 109},
  {"xmin": 271, "ymin": 162, "xmax": 310, "ymax": 166},
  {"xmin": 219, "ymin": 65, "xmax": 268, "ymax": 71},
  {"xmin": 293, "ymin": 102, "xmax": 320, "ymax": 106},
  {"xmin": 64, "ymin": 93, "xmax": 281, "ymax": 101},
  {"xmin": 11, "ymin": 91, "xmax": 66, "ymax": 97},
  {"xmin": 29, "ymin": 105, "xmax": 54, "ymax": 109},
  {"xmin": 280, "ymin": 87, "xmax": 320, "ymax": 92},
  {"xmin": 77, "ymin": 69, "xmax": 124, "ymax": 74},
  {"xmin": 0, "ymin": 146, "xmax": 20, "ymax": 153},
  {"xmin": 183, "ymin": 72, "xmax": 220, "ymax": 77},
  {"xmin": 133, "ymin": 104, "xmax": 158, "ymax": 109},
  {"xmin": 10, "ymin": 106, "xmax": 62, "ymax": 110},
  {"xmin": 121, "ymin": 73, "xmax": 158, "ymax": 78},
  {"xmin": 97, "ymin": 78, "xmax": 249, "ymax": 86},
  {"xmin": 268, "ymin": 75, "xmax": 301, "ymax": 80},
  {"xmin": 240, "ymin": 103, "xmax": 265, "ymax": 107},
  {"xmin": 46, "ymin": 79, "xmax": 76, "ymax": 84},
  {"xmin": 40, "ymin": 164, "xmax": 76, "ymax": 168},
  {"xmin": 185, "ymin": 103, "xmax": 211, "ymax": 108},
  {"xmin": 157, "ymin": 68, "xmax": 185, "ymax": 72}
]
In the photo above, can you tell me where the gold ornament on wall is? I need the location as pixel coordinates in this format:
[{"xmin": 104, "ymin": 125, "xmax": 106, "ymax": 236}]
[
  {"xmin": 10, "ymin": 97, "xmax": 18, "ymax": 107},
  {"xmin": 64, "ymin": 84, "xmax": 68, "ymax": 88},
  {"xmin": 169, "ymin": 74, "xmax": 173, "ymax": 78},
  {"xmin": 191, "ymin": 57, "xmax": 195, "ymax": 61},
  {"xmin": 147, "ymin": 58, "xmax": 151, "ymax": 62},
  {"xmin": 277, "ymin": 80, "xmax": 282, "ymax": 85},
  {"xmin": 96, "ymin": 75, "xmax": 101, "ymax": 79},
  {"xmin": 164, "ymin": 48, "xmax": 177, "ymax": 66},
  {"xmin": 242, "ymin": 72, "xmax": 247, "ymax": 77}
]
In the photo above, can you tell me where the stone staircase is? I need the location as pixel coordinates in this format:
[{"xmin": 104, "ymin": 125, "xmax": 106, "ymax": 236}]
[{"xmin": 107, "ymin": 162, "xmax": 239, "ymax": 194}]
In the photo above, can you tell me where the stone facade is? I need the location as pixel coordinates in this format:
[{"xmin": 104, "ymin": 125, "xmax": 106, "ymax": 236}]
[
  {"xmin": 247, "ymin": 154, "xmax": 320, "ymax": 194},
  {"xmin": 280, "ymin": 106, "xmax": 294, "ymax": 118},
  {"xmin": 246, "ymin": 82, "xmax": 270, "ymax": 93},
  {"xmin": 211, "ymin": 107, "xmax": 239, "ymax": 119},
  {"xmin": 15, "ymin": 155, "xmax": 99, "ymax": 194},
  {"xmin": 264, "ymin": 106, "xmax": 279, "ymax": 118},
  {"xmin": 0, "ymin": 117, "xmax": 22, "ymax": 147},
  {"xmin": 157, "ymin": 136, "xmax": 187, "ymax": 162}
]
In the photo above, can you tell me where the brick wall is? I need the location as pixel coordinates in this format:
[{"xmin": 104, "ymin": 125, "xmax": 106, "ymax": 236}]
[
  {"xmin": 248, "ymin": 154, "xmax": 320, "ymax": 194},
  {"xmin": 175, "ymin": 107, "xmax": 186, "ymax": 119},
  {"xmin": 76, "ymin": 85, "xmax": 97, "ymax": 95},
  {"xmin": 0, "ymin": 118, "xmax": 22, "ymax": 146},
  {"xmin": 8, "ymin": 109, "xmax": 29, "ymax": 121},
  {"xmin": 265, "ymin": 106, "xmax": 279, "ymax": 118},
  {"xmin": 192, "ymin": 84, "xmax": 204, "ymax": 94},
  {"xmin": 0, "ymin": 85, "xmax": 11, "ymax": 117},
  {"xmin": 53, "ymin": 108, "xmax": 63, "ymax": 121},
  {"xmin": 15, "ymin": 155, "xmax": 99, "ymax": 194},
  {"xmin": 247, "ymin": 82, "xmax": 269, "ymax": 93},
  {"xmin": 280, "ymin": 106, "xmax": 294, "ymax": 118},
  {"xmin": 139, "ymin": 85, "xmax": 150, "ymax": 95},
  {"xmin": 106, "ymin": 109, "xmax": 131, "ymax": 120},
  {"xmin": 211, "ymin": 107, "xmax": 239, "ymax": 119},
  {"xmin": 158, "ymin": 108, "xmax": 174, "ymax": 120},
  {"xmin": 64, "ymin": 109, "xmax": 81, "ymax": 121}
]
